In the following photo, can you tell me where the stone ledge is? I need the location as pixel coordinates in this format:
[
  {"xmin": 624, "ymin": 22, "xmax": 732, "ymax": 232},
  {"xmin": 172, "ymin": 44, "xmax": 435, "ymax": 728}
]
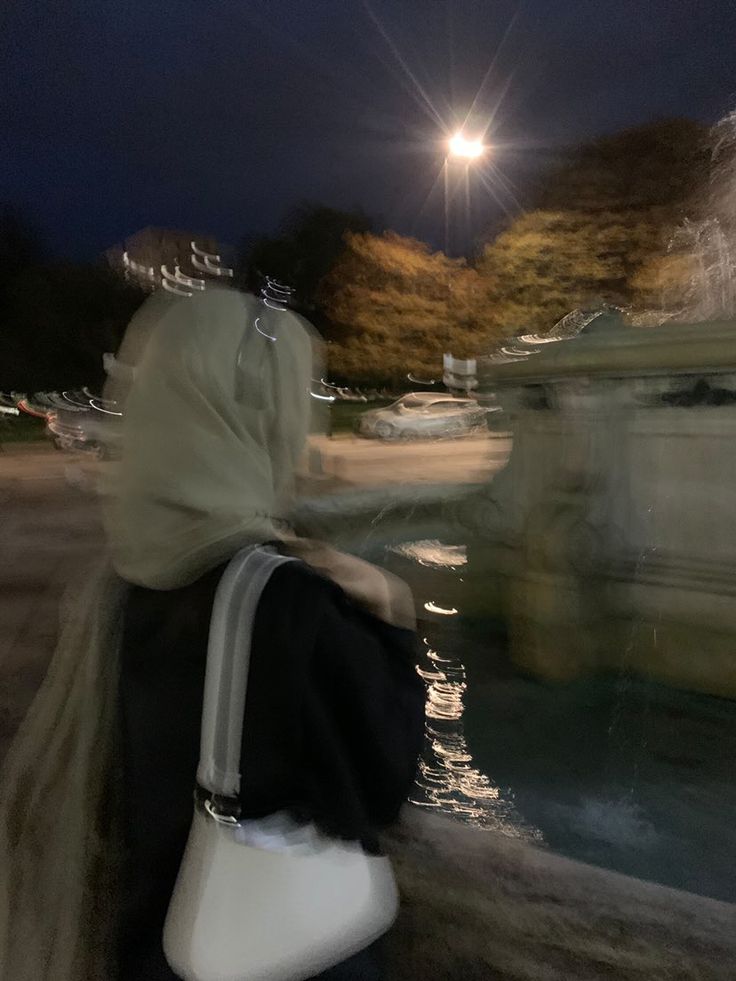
[
  {"xmin": 386, "ymin": 808, "xmax": 736, "ymax": 980},
  {"xmin": 479, "ymin": 319, "xmax": 736, "ymax": 384}
]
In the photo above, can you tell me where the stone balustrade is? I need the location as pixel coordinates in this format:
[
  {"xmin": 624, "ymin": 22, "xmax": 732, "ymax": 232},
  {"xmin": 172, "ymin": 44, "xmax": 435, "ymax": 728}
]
[{"xmin": 463, "ymin": 311, "xmax": 736, "ymax": 698}]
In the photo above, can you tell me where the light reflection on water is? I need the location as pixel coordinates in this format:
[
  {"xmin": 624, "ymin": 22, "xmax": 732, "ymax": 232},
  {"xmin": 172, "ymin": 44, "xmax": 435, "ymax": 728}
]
[
  {"xmin": 385, "ymin": 541, "xmax": 538, "ymax": 834},
  {"xmin": 374, "ymin": 536, "xmax": 736, "ymax": 900},
  {"xmin": 388, "ymin": 539, "xmax": 467, "ymax": 569},
  {"xmin": 423, "ymin": 601, "xmax": 458, "ymax": 615},
  {"xmin": 412, "ymin": 638, "xmax": 540, "ymax": 839}
]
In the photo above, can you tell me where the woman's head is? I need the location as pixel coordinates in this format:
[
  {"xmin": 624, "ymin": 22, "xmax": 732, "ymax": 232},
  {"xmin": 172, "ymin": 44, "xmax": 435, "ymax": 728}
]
[{"xmin": 105, "ymin": 285, "xmax": 322, "ymax": 588}]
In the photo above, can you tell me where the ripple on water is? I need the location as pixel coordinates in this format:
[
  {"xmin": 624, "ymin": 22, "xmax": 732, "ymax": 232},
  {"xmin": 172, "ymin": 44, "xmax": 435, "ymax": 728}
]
[
  {"xmin": 381, "ymin": 539, "xmax": 541, "ymax": 841},
  {"xmin": 551, "ymin": 796, "xmax": 659, "ymax": 850},
  {"xmin": 412, "ymin": 641, "xmax": 541, "ymax": 842},
  {"xmin": 388, "ymin": 539, "xmax": 467, "ymax": 569}
]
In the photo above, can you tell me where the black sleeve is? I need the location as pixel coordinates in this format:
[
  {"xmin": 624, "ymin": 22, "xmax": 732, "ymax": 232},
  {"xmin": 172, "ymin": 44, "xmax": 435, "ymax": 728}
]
[{"xmin": 240, "ymin": 561, "xmax": 426, "ymax": 846}]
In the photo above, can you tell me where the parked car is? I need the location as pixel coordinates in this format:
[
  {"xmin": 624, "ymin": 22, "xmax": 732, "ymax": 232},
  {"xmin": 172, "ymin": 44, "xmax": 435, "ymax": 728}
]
[
  {"xmin": 45, "ymin": 391, "xmax": 122, "ymax": 459},
  {"xmin": 356, "ymin": 392, "xmax": 494, "ymax": 440}
]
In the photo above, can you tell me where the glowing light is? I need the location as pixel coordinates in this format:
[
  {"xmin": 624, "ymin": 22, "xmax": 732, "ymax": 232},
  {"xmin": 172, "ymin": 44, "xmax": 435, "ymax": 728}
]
[
  {"xmin": 259, "ymin": 278, "xmax": 293, "ymax": 311},
  {"xmin": 174, "ymin": 264, "xmax": 205, "ymax": 291},
  {"xmin": 89, "ymin": 399, "xmax": 123, "ymax": 417},
  {"xmin": 17, "ymin": 400, "xmax": 48, "ymax": 419},
  {"xmin": 162, "ymin": 277, "xmax": 193, "ymax": 298},
  {"xmin": 205, "ymin": 255, "xmax": 234, "ymax": 277},
  {"xmin": 265, "ymin": 278, "xmax": 292, "ymax": 296},
  {"xmin": 254, "ymin": 317, "xmax": 276, "ymax": 342},
  {"xmin": 191, "ymin": 253, "xmax": 234, "ymax": 278},
  {"xmin": 408, "ymin": 641, "xmax": 541, "ymax": 836},
  {"xmin": 62, "ymin": 391, "xmax": 90, "ymax": 409},
  {"xmin": 191, "ymin": 241, "xmax": 221, "ymax": 262},
  {"xmin": 0, "ymin": 405, "xmax": 19, "ymax": 416},
  {"xmin": 261, "ymin": 296, "xmax": 287, "ymax": 311},
  {"xmin": 161, "ymin": 264, "xmax": 197, "ymax": 297},
  {"xmin": 424, "ymin": 601, "xmax": 458, "ymax": 615},
  {"xmin": 190, "ymin": 254, "xmax": 211, "ymax": 274},
  {"xmin": 448, "ymin": 133, "xmax": 484, "ymax": 159},
  {"xmin": 124, "ymin": 252, "xmax": 156, "ymax": 281},
  {"xmin": 389, "ymin": 540, "xmax": 467, "ymax": 569},
  {"xmin": 310, "ymin": 391, "xmax": 335, "ymax": 402}
]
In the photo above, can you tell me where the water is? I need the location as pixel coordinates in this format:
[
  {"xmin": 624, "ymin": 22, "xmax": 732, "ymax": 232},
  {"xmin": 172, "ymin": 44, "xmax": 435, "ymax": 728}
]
[{"xmin": 377, "ymin": 537, "xmax": 736, "ymax": 904}]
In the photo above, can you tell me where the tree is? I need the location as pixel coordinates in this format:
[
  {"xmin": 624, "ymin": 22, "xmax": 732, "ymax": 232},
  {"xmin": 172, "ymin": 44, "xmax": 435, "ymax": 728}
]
[
  {"xmin": 0, "ymin": 261, "xmax": 144, "ymax": 392},
  {"xmin": 475, "ymin": 119, "xmax": 708, "ymax": 333},
  {"xmin": 0, "ymin": 204, "xmax": 148, "ymax": 392},
  {"xmin": 0, "ymin": 207, "xmax": 45, "ymax": 308},
  {"xmin": 240, "ymin": 203, "xmax": 373, "ymax": 323},
  {"xmin": 534, "ymin": 119, "xmax": 706, "ymax": 215},
  {"xmin": 319, "ymin": 231, "xmax": 504, "ymax": 385}
]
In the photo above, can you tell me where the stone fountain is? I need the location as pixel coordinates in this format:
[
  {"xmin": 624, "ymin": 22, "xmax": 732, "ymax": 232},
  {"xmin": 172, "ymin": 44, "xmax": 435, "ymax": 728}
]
[{"xmin": 461, "ymin": 309, "xmax": 736, "ymax": 698}]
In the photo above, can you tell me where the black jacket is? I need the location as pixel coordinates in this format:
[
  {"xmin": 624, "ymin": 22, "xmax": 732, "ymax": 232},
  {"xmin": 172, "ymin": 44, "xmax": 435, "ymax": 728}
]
[{"xmin": 117, "ymin": 555, "xmax": 425, "ymax": 979}]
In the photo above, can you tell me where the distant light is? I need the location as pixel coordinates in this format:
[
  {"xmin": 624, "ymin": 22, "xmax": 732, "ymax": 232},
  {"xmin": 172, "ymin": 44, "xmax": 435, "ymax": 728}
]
[
  {"xmin": 191, "ymin": 241, "xmax": 221, "ymax": 262},
  {"xmin": 448, "ymin": 133, "xmax": 484, "ymax": 159},
  {"xmin": 424, "ymin": 601, "xmax": 458, "ymax": 616},
  {"xmin": 254, "ymin": 317, "xmax": 276, "ymax": 342},
  {"xmin": 162, "ymin": 277, "xmax": 193, "ymax": 298},
  {"xmin": 174, "ymin": 264, "xmax": 205, "ymax": 291},
  {"xmin": 190, "ymin": 252, "xmax": 234, "ymax": 278},
  {"xmin": 17, "ymin": 399, "xmax": 48, "ymax": 419},
  {"xmin": 89, "ymin": 399, "xmax": 123, "ymax": 417}
]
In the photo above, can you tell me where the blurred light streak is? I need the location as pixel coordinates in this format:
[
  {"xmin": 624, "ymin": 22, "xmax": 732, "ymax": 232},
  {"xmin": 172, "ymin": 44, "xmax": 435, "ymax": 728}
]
[
  {"xmin": 424, "ymin": 601, "xmax": 458, "ymax": 615},
  {"xmin": 89, "ymin": 399, "xmax": 122, "ymax": 416},
  {"xmin": 254, "ymin": 317, "xmax": 276, "ymax": 342},
  {"xmin": 389, "ymin": 540, "xmax": 467, "ymax": 569}
]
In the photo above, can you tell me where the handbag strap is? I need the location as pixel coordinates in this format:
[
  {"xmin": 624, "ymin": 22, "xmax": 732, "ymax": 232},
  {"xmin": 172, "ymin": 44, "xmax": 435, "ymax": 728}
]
[{"xmin": 197, "ymin": 545, "xmax": 295, "ymax": 799}]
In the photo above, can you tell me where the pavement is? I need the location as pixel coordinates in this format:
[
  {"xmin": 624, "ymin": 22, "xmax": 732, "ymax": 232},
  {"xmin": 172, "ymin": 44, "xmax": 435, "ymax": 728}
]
[
  {"xmin": 309, "ymin": 432, "xmax": 511, "ymax": 486},
  {"xmin": 0, "ymin": 444, "xmax": 104, "ymax": 758}
]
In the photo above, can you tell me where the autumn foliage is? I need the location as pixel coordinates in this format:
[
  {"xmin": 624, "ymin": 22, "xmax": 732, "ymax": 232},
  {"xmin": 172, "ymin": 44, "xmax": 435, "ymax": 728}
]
[{"xmin": 318, "ymin": 119, "xmax": 708, "ymax": 382}]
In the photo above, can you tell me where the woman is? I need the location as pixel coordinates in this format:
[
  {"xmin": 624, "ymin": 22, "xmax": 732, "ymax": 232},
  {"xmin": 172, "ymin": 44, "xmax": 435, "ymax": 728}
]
[{"xmin": 0, "ymin": 283, "xmax": 425, "ymax": 980}]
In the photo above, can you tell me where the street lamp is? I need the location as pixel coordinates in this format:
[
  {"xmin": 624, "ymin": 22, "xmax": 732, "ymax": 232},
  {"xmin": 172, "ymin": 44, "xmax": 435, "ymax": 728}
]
[
  {"xmin": 443, "ymin": 132, "xmax": 486, "ymax": 255},
  {"xmin": 448, "ymin": 132, "xmax": 485, "ymax": 160}
]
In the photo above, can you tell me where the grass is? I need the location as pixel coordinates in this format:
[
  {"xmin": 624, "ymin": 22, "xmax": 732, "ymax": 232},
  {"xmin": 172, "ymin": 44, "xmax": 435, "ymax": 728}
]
[
  {"xmin": 0, "ymin": 415, "xmax": 48, "ymax": 444},
  {"xmin": 0, "ymin": 402, "xmax": 383, "ymax": 444}
]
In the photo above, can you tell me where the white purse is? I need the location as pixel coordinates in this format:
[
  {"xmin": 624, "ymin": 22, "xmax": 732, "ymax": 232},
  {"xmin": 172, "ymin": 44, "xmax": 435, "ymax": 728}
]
[{"xmin": 163, "ymin": 546, "xmax": 399, "ymax": 981}]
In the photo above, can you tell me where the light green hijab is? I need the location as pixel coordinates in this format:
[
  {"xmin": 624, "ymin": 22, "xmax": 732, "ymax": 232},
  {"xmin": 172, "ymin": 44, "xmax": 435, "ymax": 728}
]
[
  {"xmin": 106, "ymin": 284, "xmax": 321, "ymax": 588},
  {"xmin": 0, "ymin": 284, "xmax": 324, "ymax": 981}
]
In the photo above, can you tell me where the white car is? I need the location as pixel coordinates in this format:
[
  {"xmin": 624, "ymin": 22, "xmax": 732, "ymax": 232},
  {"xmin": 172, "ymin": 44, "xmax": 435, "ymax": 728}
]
[{"xmin": 356, "ymin": 393, "xmax": 492, "ymax": 440}]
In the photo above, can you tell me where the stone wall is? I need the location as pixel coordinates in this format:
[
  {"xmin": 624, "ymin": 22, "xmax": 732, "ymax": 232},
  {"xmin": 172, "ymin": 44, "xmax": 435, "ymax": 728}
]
[{"xmin": 464, "ymin": 313, "xmax": 736, "ymax": 698}]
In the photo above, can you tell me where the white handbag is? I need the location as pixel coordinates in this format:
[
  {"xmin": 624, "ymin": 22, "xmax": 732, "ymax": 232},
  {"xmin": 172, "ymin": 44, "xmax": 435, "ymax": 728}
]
[{"xmin": 163, "ymin": 546, "xmax": 399, "ymax": 981}]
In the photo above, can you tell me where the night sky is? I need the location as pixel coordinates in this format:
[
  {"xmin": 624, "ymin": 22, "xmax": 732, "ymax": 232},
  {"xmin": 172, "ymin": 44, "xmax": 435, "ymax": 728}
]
[{"xmin": 3, "ymin": 0, "xmax": 736, "ymax": 259}]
